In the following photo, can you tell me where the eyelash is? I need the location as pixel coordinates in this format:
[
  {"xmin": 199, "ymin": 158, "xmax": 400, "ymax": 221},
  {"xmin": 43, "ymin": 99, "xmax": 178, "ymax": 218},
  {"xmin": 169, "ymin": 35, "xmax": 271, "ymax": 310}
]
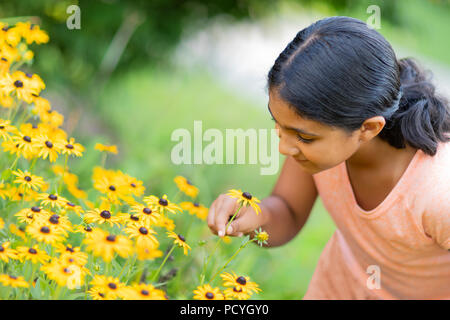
[{"xmin": 272, "ymin": 117, "xmax": 314, "ymax": 143}]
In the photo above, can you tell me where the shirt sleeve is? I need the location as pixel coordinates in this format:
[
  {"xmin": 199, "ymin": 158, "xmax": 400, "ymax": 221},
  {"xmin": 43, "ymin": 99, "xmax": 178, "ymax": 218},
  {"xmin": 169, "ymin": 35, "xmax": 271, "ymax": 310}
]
[{"xmin": 422, "ymin": 201, "xmax": 450, "ymax": 251}]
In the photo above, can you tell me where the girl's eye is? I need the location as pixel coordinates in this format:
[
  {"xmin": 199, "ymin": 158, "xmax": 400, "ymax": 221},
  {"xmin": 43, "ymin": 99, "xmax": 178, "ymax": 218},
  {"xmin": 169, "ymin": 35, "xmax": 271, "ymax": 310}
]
[{"xmin": 297, "ymin": 135, "xmax": 314, "ymax": 143}]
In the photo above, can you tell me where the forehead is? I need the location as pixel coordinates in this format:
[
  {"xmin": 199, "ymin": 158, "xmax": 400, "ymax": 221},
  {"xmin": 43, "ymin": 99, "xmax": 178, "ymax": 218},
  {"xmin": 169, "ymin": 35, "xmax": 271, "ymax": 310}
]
[{"xmin": 268, "ymin": 89, "xmax": 333, "ymax": 134}]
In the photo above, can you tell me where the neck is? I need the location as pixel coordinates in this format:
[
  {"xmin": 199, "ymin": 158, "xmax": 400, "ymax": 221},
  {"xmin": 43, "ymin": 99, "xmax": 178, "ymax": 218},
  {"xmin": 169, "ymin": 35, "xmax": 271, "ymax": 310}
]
[{"xmin": 347, "ymin": 137, "xmax": 416, "ymax": 170}]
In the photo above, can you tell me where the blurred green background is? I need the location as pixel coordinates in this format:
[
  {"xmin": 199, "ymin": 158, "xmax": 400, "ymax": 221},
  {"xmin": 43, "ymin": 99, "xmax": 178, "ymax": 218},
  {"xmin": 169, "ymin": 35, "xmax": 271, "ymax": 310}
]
[{"xmin": 1, "ymin": 0, "xmax": 449, "ymax": 299}]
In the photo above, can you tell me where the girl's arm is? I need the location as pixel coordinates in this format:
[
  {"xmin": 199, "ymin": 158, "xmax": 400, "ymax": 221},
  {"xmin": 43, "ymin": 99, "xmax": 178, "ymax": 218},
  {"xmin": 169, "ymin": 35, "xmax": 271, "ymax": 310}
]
[
  {"xmin": 207, "ymin": 156, "xmax": 318, "ymax": 247},
  {"xmin": 248, "ymin": 155, "xmax": 319, "ymax": 247}
]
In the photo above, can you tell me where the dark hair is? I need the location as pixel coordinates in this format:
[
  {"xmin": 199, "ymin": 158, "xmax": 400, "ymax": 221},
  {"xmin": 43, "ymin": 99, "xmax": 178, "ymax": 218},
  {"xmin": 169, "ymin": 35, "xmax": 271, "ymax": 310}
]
[{"xmin": 267, "ymin": 16, "xmax": 450, "ymax": 156}]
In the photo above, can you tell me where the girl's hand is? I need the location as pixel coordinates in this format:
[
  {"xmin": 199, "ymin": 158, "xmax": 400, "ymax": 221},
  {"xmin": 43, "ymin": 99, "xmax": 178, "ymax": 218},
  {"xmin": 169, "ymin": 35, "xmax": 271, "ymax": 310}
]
[{"xmin": 207, "ymin": 193, "xmax": 266, "ymax": 237}]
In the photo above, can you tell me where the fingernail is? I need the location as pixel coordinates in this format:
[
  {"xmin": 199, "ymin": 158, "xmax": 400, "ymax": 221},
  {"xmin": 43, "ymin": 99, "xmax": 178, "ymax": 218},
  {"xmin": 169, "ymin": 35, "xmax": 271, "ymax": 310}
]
[
  {"xmin": 218, "ymin": 230, "xmax": 224, "ymax": 237},
  {"xmin": 227, "ymin": 226, "xmax": 233, "ymax": 234}
]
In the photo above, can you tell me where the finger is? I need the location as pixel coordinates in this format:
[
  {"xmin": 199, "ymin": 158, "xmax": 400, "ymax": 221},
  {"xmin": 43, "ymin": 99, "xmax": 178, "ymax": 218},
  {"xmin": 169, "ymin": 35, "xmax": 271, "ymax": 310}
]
[
  {"xmin": 216, "ymin": 197, "xmax": 239, "ymax": 237},
  {"xmin": 207, "ymin": 196, "xmax": 224, "ymax": 235},
  {"xmin": 226, "ymin": 207, "xmax": 256, "ymax": 236}
]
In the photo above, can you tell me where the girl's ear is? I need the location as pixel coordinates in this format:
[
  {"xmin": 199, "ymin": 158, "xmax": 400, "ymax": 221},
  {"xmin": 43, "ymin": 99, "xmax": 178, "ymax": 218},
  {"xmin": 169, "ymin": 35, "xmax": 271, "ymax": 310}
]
[{"xmin": 358, "ymin": 116, "xmax": 386, "ymax": 142}]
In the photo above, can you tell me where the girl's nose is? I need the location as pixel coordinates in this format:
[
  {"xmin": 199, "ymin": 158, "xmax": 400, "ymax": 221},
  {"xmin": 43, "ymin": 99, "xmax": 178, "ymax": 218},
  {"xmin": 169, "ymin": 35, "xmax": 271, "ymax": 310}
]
[{"xmin": 278, "ymin": 132, "xmax": 300, "ymax": 157}]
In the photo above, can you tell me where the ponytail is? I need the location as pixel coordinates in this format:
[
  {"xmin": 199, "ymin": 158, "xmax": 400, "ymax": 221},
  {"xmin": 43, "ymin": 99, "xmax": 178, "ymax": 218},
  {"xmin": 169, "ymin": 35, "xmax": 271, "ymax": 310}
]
[{"xmin": 378, "ymin": 57, "xmax": 450, "ymax": 156}]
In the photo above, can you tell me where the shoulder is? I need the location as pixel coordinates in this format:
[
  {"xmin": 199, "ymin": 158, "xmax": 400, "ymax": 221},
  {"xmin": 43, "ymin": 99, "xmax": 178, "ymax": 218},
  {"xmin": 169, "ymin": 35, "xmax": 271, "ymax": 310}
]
[{"xmin": 420, "ymin": 142, "xmax": 450, "ymax": 250}]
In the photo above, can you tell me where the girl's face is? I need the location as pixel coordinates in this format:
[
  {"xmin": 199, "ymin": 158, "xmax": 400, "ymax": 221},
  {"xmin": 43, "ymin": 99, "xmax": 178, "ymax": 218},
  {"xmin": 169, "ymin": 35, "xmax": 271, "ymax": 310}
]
[{"xmin": 268, "ymin": 88, "xmax": 362, "ymax": 174}]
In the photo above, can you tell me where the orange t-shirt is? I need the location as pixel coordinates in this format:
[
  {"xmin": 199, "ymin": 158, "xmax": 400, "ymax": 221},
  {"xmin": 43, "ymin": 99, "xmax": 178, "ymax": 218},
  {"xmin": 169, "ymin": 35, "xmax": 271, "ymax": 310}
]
[{"xmin": 305, "ymin": 142, "xmax": 450, "ymax": 300}]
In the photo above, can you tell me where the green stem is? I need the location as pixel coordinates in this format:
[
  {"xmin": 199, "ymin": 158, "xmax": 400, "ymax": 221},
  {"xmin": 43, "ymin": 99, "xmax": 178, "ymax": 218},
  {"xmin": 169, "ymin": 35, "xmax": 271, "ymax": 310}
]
[
  {"xmin": 208, "ymin": 238, "xmax": 256, "ymax": 284},
  {"xmin": 199, "ymin": 203, "xmax": 243, "ymax": 285},
  {"xmin": 151, "ymin": 245, "xmax": 175, "ymax": 283},
  {"xmin": 58, "ymin": 154, "xmax": 68, "ymax": 195}
]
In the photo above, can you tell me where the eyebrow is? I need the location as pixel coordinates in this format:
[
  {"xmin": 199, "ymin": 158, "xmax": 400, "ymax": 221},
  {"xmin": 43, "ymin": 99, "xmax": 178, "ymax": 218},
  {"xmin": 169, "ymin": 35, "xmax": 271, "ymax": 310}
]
[{"xmin": 267, "ymin": 104, "xmax": 319, "ymax": 137}]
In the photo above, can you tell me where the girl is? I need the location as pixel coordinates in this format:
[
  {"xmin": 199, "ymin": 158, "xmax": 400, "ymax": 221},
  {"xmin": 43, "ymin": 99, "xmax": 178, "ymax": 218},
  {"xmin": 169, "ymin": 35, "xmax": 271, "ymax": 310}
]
[{"xmin": 207, "ymin": 16, "xmax": 450, "ymax": 300}]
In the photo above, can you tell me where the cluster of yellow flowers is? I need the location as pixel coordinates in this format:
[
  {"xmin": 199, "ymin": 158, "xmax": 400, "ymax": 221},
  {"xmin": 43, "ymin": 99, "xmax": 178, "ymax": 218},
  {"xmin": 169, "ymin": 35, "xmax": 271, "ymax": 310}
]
[{"xmin": 0, "ymin": 21, "xmax": 266, "ymax": 300}]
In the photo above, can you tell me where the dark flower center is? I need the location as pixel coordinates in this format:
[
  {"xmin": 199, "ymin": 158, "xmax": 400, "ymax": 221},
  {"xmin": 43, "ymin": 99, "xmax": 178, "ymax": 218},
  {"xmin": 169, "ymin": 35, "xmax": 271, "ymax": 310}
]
[
  {"xmin": 109, "ymin": 185, "xmax": 116, "ymax": 191},
  {"xmin": 193, "ymin": 202, "xmax": 200, "ymax": 207},
  {"xmin": 40, "ymin": 226, "xmax": 50, "ymax": 234},
  {"xmin": 24, "ymin": 176, "xmax": 32, "ymax": 182},
  {"xmin": 26, "ymin": 73, "xmax": 33, "ymax": 78},
  {"xmin": 49, "ymin": 215, "xmax": 60, "ymax": 224},
  {"xmin": 108, "ymin": 283, "xmax": 117, "ymax": 290},
  {"xmin": 48, "ymin": 194, "xmax": 58, "ymax": 200},
  {"xmin": 9, "ymin": 275, "xmax": 18, "ymax": 280},
  {"xmin": 0, "ymin": 126, "xmax": 4, "ymax": 129},
  {"xmin": 130, "ymin": 214, "xmax": 139, "ymax": 221},
  {"xmin": 130, "ymin": 183, "xmax": 136, "ymax": 188},
  {"xmin": 106, "ymin": 235, "xmax": 116, "ymax": 242},
  {"xmin": 205, "ymin": 292, "xmax": 214, "ymax": 299},
  {"xmin": 236, "ymin": 276, "xmax": 247, "ymax": 285},
  {"xmin": 233, "ymin": 286, "xmax": 243, "ymax": 293},
  {"xmin": 28, "ymin": 248, "xmax": 37, "ymax": 254},
  {"xmin": 65, "ymin": 144, "xmax": 74, "ymax": 149},
  {"xmin": 66, "ymin": 247, "xmax": 75, "ymax": 253},
  {"xmin": 84, "ymin": 226, "xmax": 92, "ymax": 232},
  {"xmin": 0, "ymin": 57, "xmax": 7, "ymax": 61},
  {"xmin": 67, "ymin": 202, "xmax": 75, "ymax": 207},
  {"xmin": 23, "ymin": 135, "xmax": 31, "ymax": 143},
  {"xmin": 158, "ymin": 198, "xmax": 168, "ymax": 206},
  {"xmin": 242, "ymin": 192, "xmax": 252, "ymax": 200},
  {"xmin": 143, "ymin": 207, "xmax": 152, "ymax": 214},
  {"xmin": 99, "ymin": 293, "xmax": 105, "ymax": 298},
  {"xmin": 100, "ymin": 210, "xmax": 111, "ymax": 219},
  {"xmin": 13, "ymin": 80, "xmax": 23, "ymax": 88},
  {"xmin": 139, "ymin": 227, "xmax": 148, "ymax": 235},
  {"xmin": 0, "ymin": 246, "xmax": 4, "ymax": 252},
  {"xmin": 177, "ymin": 234, "xmax": 186, "ymax": 242},
  {"xmin": 63, "ymin": 268, "xmax": 71, "ymax": 274},
  {"xmin": 45, "ymin": 141, "xmax": 53, "ymax": 148},
  {"xmin": 186, "ymin": 179, "xmax": 193, "ymax": 185},
  {"xmin": 31, "ymin": 206, "xmax": 41, "ymax": 212},
  {"xmin": 141, "ymin": 290, "xmax": 149, "ymax": 296}
]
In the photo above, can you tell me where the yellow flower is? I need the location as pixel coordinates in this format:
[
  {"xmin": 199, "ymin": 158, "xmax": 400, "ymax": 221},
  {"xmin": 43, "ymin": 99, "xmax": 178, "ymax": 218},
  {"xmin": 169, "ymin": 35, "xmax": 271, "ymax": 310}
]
[
  {"xmin": 16, "ymin": 22, "xmax": 49, "ymax": 45},
  {"xmin": 95, "ymin": 143, "xmax": 118, "ymax": 154},
  {"xmin": 174, "ymin": 176, "xmax": 199, "ymax": 198},
  {"xmin": 54, "ymin": 244, "xmax": 88, "ymax": 267},
  {"xmin": 0, "ymin": 119, "xmax": 17, "ymax": 141},
  {"xmin": 35, "ymin": 134, "xmax": 63, "ymax": 162},
  {"xmin": 26, "ymin": 220, "xmax": 65, "ymax": 245},
  {"xmin": 193, "ymin": 284, "xmax": 224, "ymax": 300},
  {"xmin": 17, "ymin": 245, "xmax": 50, "ymax": 264},
  {"xmin": 12, "ymin": 169, "xmax": 46, "ymax": 191},
  {"xmin": 88, "ymin": 286, "xmax": 110, "ymax": 300},
  {"xmin": 84, "ymin": 206, "xmax": 122, "ymax": 227},
  {"xmin": 154, "ymin": 214, "xmax": 175, "ymax": 231},
  {"xmin": 180, "ymin": 201, "xmax": 209, "ymax": 220},
  {"xmin": 226, "ymin": 189, "xmax": 261, "ymax": 215},
  {"xmin": 36, "ymin": 192, "xmax": 69, "ymax": 209},
  {"xmin": 220, "ymin": 271, "xmax": 261, "ymax": 295},
  {"xmin": 0, "ymin": 242, "xmax": 18, "ymax": 263},
  {"xmin": 34, "ymin": 212, "xmax": 72, "ymax": 235},
  {"xmin": 12, "ymin": 131, "xmax": 39, "ymax": 159},
  {"xmin": 167, "ymin": 231, "xmax": 191, "ymax": 256},
  {"xmin": 254, "ymin": 227, "xmax": 269, "ymax": 247},
  {"xmin": 90, "ymin": 275, "xmax": 126, "ymax": 299},
  {"xmin": 122, "ymin": 174, "xmax": 145, "ymax": 197},
  {"xmin": 135, "ymin": 244, "xmax": 163, "ymax": 261},
  {"xmin": 0, "ymin": 217, "xmax": 4, "ymax": 229},
  {"xmin": 41, "ymin": 258, "xmax": 86, "ymax": 289},
  {"xmin": 92, "ymin": 167, "xmax": 128, "ymax": 203},
  {"xmin": 223, "ymin": 286, "xmax": 251, "ymax": 300},
  {"xmin": 124, "ymin": 223, "xmax": 159, "ymax": 249},
  {"xmin": 15, "ymin": 206, "xmax": 46, "ymax": 224},
  {"xmin": 122, "ymin": 283, "xmax": 167, "ymax": 300},
  {"xmin": 143, "ymin": 194, "xmax": 182, "ymax": 215},
  {"xmin": 9, "ymin": 224, "xmax": 27, "ymax": 241},
  {"xmin": 0, "ymin": 274, "xmax": 29, "ymax": 288},
  {"xmin": 83, "ymin": 229, "xmax": 133, "ymax": 262},
  {"xmin": 130, "ymin": 203, "xmax": 161, "ymax": 226},
  {"xmin": 56, "ymin": 137, "xmax": 84, "ymax": 157}
]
